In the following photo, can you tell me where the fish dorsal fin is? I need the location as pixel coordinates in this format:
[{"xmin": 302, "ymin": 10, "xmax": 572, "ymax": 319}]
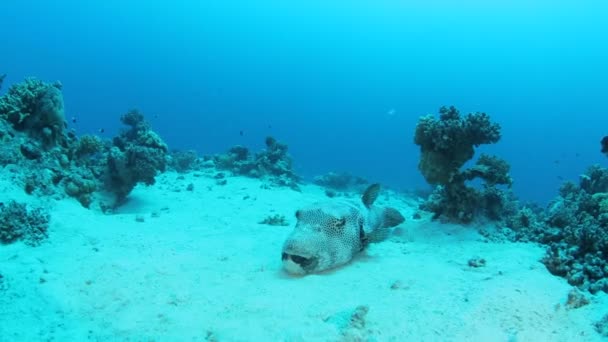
[{"xmin": 361, "ymin": 183, "xmax": 381, "ymax": 208}]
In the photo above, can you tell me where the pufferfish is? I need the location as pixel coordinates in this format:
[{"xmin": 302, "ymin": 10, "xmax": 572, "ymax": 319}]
[{"xmin": 281, "ymin": 184, "xmax": 405, "ymax": 275}]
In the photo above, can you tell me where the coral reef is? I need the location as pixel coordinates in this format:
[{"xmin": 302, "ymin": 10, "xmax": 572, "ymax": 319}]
[
  {"xmin": 0, "ymin": 78, "xmax": 102, "ymax": 207},
  {"xmin": 415, "ymin": 106, "xmax": 511, "ymax": 223},
  {"xmin": 104, "ymin": 109, "xmax": 168, "ymax": 203},
  {"xmin": 169, "ymin": 149, "xmax": 200, "ymax": 173},
  {"xmin": 0, "ymin": 200, "xmax": 50, "ymax": 246},
  {"xmin": 503, "ymin": 205, "xmax": 559, "ymax": 243},
  {"xmin": 539, "ymin": 165, "xmax": 608, "ymax": 293},
  {"xmin": 211, "ymin": 136, "xmax": 300, "ymax": 190},
  {"xmin": 0, "ymin": 124, "xmax": 102, "ymax": 207},
  {"xmin": 0, "ymin": 77, "xmax": 66, "ymax": 148},
  {"xmin": 495, "ymin": 165, "xmax": 608, "ymax": 293},
  {"xmin": 70, "ymin": 134, "xmax": 106, "ymax": 160},
  {"xmin": 259, "ymin": 214, "xmax": 290, "ymax": 226},
  {"xmin": 0, "ymin": 78, "xmax": 170, "ymax": 209},
  {"xmin": 313, "ymin": 171, "xmax": 368, "ymax": 192}
]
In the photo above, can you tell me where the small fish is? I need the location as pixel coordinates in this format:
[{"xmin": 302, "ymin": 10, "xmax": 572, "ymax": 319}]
[
  {"xmin": 98, "ymin": 128, "xmax": 105, "ymax": 134},
  {"xmin": 239, "ymin": 130, "xmax": 244, "ymax": 136},
  {"xmin": 387, "ymin": 108, "xmax": 396, "ymax": 116},
  {"xmin": 71, "ymin": 116, "xmax": 77, "ymax": 124},
  {"xmin": 601, "ymin": 136, "xmax": 608, "ymax": 154}
]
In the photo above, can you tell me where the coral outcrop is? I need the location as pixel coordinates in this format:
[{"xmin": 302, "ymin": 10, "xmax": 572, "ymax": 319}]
[
  {"xmin": 414, "ymin": 106, "xmax": 511, "ymax": 223},
  {"xmin": 0, "ymin": 200, "xmax": 50, "ymax": 246},
  {"xmin": 0, "ymin": 77, "xmax": 66, "ymax": 148},
  {"xmin": 211, "ymin": 136, "xmax": 300, "ymax": 190},
  {"xmin": 313, "ymin": 171, "xmax": 369, "ymax": 192},
  {"xmin": 0, "ymin": 77, "xmax": 169, "ymax": 209},
  {"xmin": 494, "ymin": 165, "xmax": 608, "ymax": 293},
  {"xmin": 539, "ymin": 165, "xmax": 608, "ymax": 293},
  {"xmin": 169, "ymin": 149, "xmax": 200, "ymax": 173},
  {"xmin": 104, "ymin": 109, "xmax": 168, "ymax": 203}
]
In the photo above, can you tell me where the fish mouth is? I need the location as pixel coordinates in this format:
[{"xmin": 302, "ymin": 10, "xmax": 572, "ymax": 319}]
[{"xmin": 282, "ymin": 252, "xmax": 319, "ymax": 273}]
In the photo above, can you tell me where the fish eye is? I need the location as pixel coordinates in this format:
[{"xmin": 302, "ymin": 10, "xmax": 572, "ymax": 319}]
[{"xmin": 295, "ymin": 210, "xmax": 301, "ymax": 219}]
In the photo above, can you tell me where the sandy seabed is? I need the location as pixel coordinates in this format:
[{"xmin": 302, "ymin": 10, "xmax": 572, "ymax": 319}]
[{"xmin": 0, "ymin": 170, "xmax": 606, "ymax": 342}]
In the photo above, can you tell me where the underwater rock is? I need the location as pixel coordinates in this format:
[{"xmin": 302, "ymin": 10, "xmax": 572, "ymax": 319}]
[
  {"xmin": 468, "ymin": 257, "xmax": 486, "ymax": 268},
  {"xmin": 63, "ymin": 169, "xmax": 98, "ymax": 208},
  {"xmin": 19, "ymin": 141, "xmax": 42, "ymax": 160},
  {"xmin": 0, "ymin": 200, "xmax": 50, "ymax": 246},
  {"xmin": 325, "ymin": 305, "xmax": 371, "ymax": 341},
  {"xmin": 565, "ymin": 288, "xmax": 589, "ymax": 309}
]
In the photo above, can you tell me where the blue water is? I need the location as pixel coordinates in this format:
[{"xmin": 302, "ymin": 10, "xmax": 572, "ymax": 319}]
[{"xmin": 1, "ymin": 0, "xmax": 607, "ymax": 204}]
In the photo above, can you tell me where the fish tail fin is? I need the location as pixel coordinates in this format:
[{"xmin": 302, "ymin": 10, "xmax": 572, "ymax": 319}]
[
  {"xmin": 382, "ymin": 207, "xmax": 405, "ymax": 228},
  {"xmin": 366, "ymin": 207, "xmax": 405, "ymax": 243}
]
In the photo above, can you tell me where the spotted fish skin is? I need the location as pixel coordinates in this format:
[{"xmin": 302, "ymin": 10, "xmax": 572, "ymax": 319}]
[{"xmin": 281, "ymin": 184, "xmax": 405, "ymax": 275}]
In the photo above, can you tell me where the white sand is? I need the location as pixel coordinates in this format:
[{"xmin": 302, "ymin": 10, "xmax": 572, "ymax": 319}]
[{"xmin": 1, "ymin": 171, "xmax": 607, "ymax": 341}]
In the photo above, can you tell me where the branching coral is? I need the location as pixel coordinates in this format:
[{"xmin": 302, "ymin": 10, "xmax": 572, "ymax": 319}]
[{"xmin": 414, "ymin": 106, "xmax": 509, "ymax": 223}]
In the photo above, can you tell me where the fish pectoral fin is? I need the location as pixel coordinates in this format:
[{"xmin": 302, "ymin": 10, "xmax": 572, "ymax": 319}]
[{"xmin": 359, "ymin": 224, "xmax": 368, "ymax": 249}]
